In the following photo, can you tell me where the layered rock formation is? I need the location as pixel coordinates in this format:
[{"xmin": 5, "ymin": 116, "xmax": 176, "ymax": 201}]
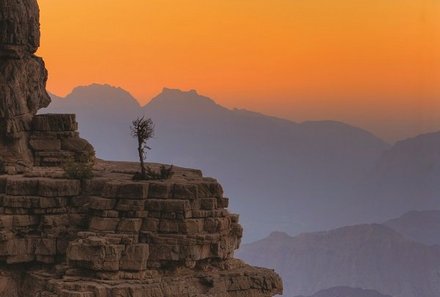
[
  {"xmin": 0, "ymin": 0, "xmax": 93, "ymax": 172},
  {"xmin": 0, "ymin": 161, "xmax": 282, "ymax": 297},
  {"xmin": 0, "ymin": 1, "xmax": 282, "ymax": 296}
]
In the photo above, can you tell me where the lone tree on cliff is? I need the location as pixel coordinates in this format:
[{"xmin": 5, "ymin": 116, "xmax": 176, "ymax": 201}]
[{"xmin": 131, "ymin": 116, "xmax": 154, "ymax": 178}]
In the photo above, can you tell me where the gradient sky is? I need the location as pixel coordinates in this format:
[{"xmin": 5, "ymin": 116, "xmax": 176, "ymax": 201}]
[{"xmin": 37, "ymin": 0, "xmax": 440, "ymax": 141}]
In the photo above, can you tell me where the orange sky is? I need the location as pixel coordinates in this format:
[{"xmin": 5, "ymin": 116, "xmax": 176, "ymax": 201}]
[{"xmin": 37, "ymin": 0, "xmax": 440, "ymax": 141}]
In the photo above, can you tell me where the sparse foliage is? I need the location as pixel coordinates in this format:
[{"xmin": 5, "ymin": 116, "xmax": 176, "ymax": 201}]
[
  {"xmin": 133, "ymin": 165, "xmax": 174, "ymax": 181},
  {"xmin": 131, "ymin": 116, "xmax": 155, "ymax": 179},
  {"xmin": 63, "ymin": 155, "xmax": 94, "ymax": 180},
  {"xmin": 157, "ymin": 165, "xmax": 174, "ymax": 179}
]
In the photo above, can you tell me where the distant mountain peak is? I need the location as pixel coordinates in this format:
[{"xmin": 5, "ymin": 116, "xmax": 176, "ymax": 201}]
[
  {"xmin": 161, "ymin": 87, "xmax": 199, "ymax": 96},
  {"xmin": 146, "ymin": 87, "xmax": 226, "ymax": 112},
  {"xmin": 151, "ymin": 87, "xmax": 214, "ymax": 102},
  {"xmin": 64, "ymin": 83, "xmax": 141, "ymax": 108},
  {"xmin": 69, "ymin": 83, "xmax": 132, "ymax": 96},
  {"xmin": 268, "ymin": 231, "xmax": 292, "ymax": 240}
]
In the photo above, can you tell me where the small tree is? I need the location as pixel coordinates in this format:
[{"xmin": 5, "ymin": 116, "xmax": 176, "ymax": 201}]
[{"xmin": 131, "ymin": 116, "xmax": 154, "ymax": 178}]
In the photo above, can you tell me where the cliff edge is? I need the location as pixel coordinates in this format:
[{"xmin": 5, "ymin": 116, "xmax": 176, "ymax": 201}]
[{"xmin": 0, "ymin": 160, "xmax": 282, "ymax": 296}]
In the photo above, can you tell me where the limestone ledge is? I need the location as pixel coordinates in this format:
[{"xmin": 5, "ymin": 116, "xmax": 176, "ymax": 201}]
[
  {"xmin": 0, "ymin": 160, "xmax": 282, "ymax": 296},
  {"xmin": 0, "ymin": 160, "xmax": 239, "ymax": 268}
]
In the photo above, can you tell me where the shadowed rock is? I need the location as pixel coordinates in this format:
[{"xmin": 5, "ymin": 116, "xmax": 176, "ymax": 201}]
[
  {"xmin": 0, "ymin": 0, "xmax": 50, "ymax": 167},
  {"xmin": 0, "ymin": 0, "xmax": 40, "ymax": 56}
]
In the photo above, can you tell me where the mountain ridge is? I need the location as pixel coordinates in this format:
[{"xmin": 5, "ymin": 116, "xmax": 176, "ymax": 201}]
[
  {"xmin": 48, "ymin": 84, "xmax": 392, "ymax": 142},
  {"xmin": 47, "ymin": 84, "xmax": 440, "ymax": 144}
]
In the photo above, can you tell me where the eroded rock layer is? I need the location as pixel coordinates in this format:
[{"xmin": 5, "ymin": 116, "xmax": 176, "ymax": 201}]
[
  {"xmin": 0, "ymin": 0, "xmax": 40, "ymax": 55},
  {"xmin": 0, "ymin": 161, "xmax": 282, "ymax": 296},
  {"xmin": 0, "ymin": 0, "xmax": 48, "ymax": 165}
]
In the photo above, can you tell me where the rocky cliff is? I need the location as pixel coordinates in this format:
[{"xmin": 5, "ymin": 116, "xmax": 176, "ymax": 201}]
[
  {"xmin": 0, "ymin": 1, "xmax": 282, "ymax": 296},
  {"xmin": 0, "ymin": 161, "xmax": 282, "ymax": 297}
]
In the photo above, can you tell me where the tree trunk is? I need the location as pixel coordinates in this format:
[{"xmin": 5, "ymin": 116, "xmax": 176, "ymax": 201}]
[{"xmin": 137, "ymin": 136, "xmax": 146, "ymax": 178}]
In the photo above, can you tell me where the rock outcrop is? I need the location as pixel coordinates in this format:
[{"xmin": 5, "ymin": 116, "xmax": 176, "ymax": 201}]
[
  {"xmin": 0, "ymin": 1, "xmax": 282, "ymax": 296},
  {"xmin": 0, "ymin": 161, "xmax": 282, "ymax": 297},
  {"xmin": 0, "ymin": 0, "xmax": 41, "ymax": 55},
  {"xmin": 0, "ymin": 0, "xmax": 93, "ymax": 172}
]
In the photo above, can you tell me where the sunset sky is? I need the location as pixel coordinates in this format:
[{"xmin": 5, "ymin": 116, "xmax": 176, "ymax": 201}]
[{"xmin": 37, "ymin": 0, "xmax": 440, "ymax": 141}]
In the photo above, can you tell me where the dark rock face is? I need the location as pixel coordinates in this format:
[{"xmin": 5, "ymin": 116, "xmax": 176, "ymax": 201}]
[
  {"xmin": 0, "ymin": 56, "xmax": 50, "ymax": 113},
  {"xmin": 0, "ymin": 0, "xmax": 40, "ymax": 55},
  {"xmin": 0, "ymin": 0, "xmax": 50, "ymax": 167},
  {"xmin": 0, "ymin": 56, "xmax": 50, "ymax": 123},
  {"xmin": 0, "ymin": 0, "xmax": 49, "ymax": 113}
]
